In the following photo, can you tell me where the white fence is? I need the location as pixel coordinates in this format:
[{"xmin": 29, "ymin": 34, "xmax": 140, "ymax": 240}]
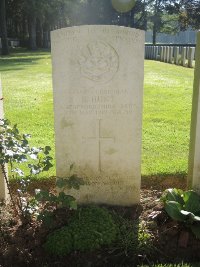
[{"xmin": 145, "ymin": 45, "xmax": 196, "ymax": 68}]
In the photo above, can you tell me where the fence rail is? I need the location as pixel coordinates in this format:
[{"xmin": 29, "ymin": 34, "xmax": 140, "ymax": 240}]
[{"xmin": 145, "ymin": 45, "xmax": 196, "ymax": 68}]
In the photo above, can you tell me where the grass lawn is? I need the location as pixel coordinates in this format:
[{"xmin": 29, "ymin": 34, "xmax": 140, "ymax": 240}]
[{"xmin": 0, "ymin": 49, "xmax": 194, "ymax": 179}]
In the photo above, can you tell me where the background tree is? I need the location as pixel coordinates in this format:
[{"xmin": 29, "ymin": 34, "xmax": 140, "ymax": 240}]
[
  {"xmin": 2, "ymin": 0, "xmax": 196, "ymax": 51},
  {"xmin": 147, "ymin": 0, "xmax": 180, "ymax": 44},
  {"xmin": 0, "ymin": 0, "xmax": 9, "ymax": 55}
]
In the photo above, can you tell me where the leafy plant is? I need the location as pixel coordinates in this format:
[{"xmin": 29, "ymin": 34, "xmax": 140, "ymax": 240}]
[
  {"xmin": 44, "ymin": 206, "xmax": 117, "ymax": 256},
  {"xmin": 0, "ymin": 119, "xmax": 53, "ymax": 221},
  {"xmin": 161, "ymin": 188, "xmax": 200, "ymax": 238},
  {"xmin": 34, "ymin": 171, "xmax": 85, "ymax": 225},
  {"xmin": 111, "ymin": 212, "xmax": 154, "ymax": 260}
]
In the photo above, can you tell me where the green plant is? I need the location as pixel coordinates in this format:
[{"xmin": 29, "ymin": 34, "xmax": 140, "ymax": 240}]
[
  {"xmin": 44, "ymin": 206, "xmax": 117, "ymax": 256},
  {"xmin": 138, "ymin": 221, "xmax": 154, "ymax": 256},
  {"xmin": 43, "ymin": 227, "xmax": 73, "ymax": 256},
  {"xmin": 34, "ymin": 168, "xmax": 84, "ymax": 225},
  {"xmin": 161, "ymin": 188, "xmax": 200, "ymax": 238},
  {"xmin": 0, "ymin": 119, "xmax": 53, "ymax": 221},
  {"xmin": 111, "ymin": 213, "xmax": 154, "ymax": 259}
]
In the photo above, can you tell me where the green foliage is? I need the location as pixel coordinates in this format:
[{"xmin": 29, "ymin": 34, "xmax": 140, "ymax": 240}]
[
  {"xmin": 112, "ymin": 213, "xmax": 154, "ymax": 258},
  {"xmin": 161, "ymin": 188, "xmax": 200, "ymax": 238},
  {"xmin": 44, "ymin": 227, "xmax": 73, "ymax": 256},
  {"xmin": 0, "ymin": 118, "xmax": 53, "ymax": 220},
  {"xmin": 35, "ymin": 168, "xmax": 84, "ymax": 225},
  {"xmin": 44, "ymin": 206, "xmax": 117, "ymax": 256},
  {"xmin": 56, "ymin": 175, "xmax": 85, "ymax": 191},
  {"xmin": 0, "ymin": 119, "xmax": 53, "ymax": 175},
  {"xmin": 35, "ymin": 190, "xmax": 77, "ymax": 210},
  {"xmin": 138, "ymin": 221, "xmax": 154, "ymax": 256}
]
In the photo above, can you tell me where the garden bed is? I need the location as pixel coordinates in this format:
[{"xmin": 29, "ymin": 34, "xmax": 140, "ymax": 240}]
[{"xmin": 1, "ymin": 177, "xmax": 200, "ymax": 267}]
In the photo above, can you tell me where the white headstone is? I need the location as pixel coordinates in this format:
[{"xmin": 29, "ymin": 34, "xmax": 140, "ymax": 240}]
[
  {"xmin": 0, "ymin": 79, "xmax": 9, "ymax": 201},
  {"xmin": 169, "ymin": 47, "xmax": 173, "ymax": 64},
  {"xmin": 160, "ymin": 46, "xmax": 164, "ymax": 61},
  {"xmin": 51, "ymin": 25, "xmax": 145, "ymax": 206},
  {"xmin": 165, "ymin": 46, "xmax": 170, "ymax": 63},
  {"xmin": 181, "ymin": 47, "xmax": 187, "ymax": 67},
  {"xmin": 188, "ymin": 47, "xmax": 195, "ymax": 68},
  {"xmin": 175, "ymin": 47, "xmax": 179, "ymax": 65},
  {"xmin": 188, "ymin": 32, "xmax": 200, "ymax": 192},
  {"xmin": 163, "ymin": 46, "xmax": 166, "ymax": 62}
]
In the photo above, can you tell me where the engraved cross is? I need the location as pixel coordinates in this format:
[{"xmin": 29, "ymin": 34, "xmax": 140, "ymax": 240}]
[{"xmin": 83, "ymin": 119, "xmax": 114, "ymax": 172}]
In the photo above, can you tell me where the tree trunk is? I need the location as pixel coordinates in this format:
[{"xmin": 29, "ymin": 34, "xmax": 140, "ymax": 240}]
[
  {"xmin": 28, "ymin": 15, "xmax": 37, "ymax": 50},
  {"xmin": 36, "ymin": 19, "xmax": 43, "ymax": 48},
  {"xmin": 152, "ymin": 24, "xmax": 157, "ymax": 45},
  {"xmin": 0, "ymin": 0, "xmax": 9, "ymax": 55},
  {"xmin": 43, "ymin": 22, "xmax": 50, "ymax": 48},
  {"xmin": 130, "ymin": 9, "xmax": 135, "ymax": 28}
]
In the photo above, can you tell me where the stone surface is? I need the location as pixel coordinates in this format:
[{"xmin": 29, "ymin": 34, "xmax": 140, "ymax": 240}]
[
  {"xmin": 169, "ymin": 47, "xmax": 173, "ymax": 64},
  {"xmin": 165, "ymin": 46, "xmax": 169, "ymax": 63},
  {"xmin": 51, "ymin": 25, "xmax": 145, "ymax": 206},
  {"xmin": 188, "ymin": 47, "xmax": 195, "ymax": 68},
  {"xmin": 160, "ymin": 46, "xmax": 164, "ymax": 61},
  {"xmin": 188, "ymin": 32, "xmax": 200, "ymax": 192},
  {"xmin": 181, "ymin": 47, "xmax": 187, "ymax": 67},
  {"xmin": 0, "ymin": 79, "xmax": 9, "ymax": 201},
  {"xmin": 163, "ymin": 46, "xmax": 166, "ymax": 62},
  {"xmin": 174, "ymin": 47, "xmax": 180, "ymax": 65}
]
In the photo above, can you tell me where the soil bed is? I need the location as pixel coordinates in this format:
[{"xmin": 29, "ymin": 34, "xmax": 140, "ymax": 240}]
[{"xmin": 0, "ymin": 176, "xmax": 199, "ymax": 267}]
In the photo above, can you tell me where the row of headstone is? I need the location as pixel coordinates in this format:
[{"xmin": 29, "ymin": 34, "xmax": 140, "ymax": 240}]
[
  {"xmin": 0, "ymin": 79, "xmax": 9, "ymax": 201},
  {"xmin": 145, "ymin": 45, "xmax": 196, "ymax": 68}
]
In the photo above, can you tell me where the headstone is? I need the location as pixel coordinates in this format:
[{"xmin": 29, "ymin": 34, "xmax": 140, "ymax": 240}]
[
  {"xmin": 146, "ymin": 46, "xmax": 150, "ymax": 59},
  {"xmin": 160, "ymin": 46, "xmax": 164, "ymax": 61},
  {"xmin": 165, "ymin": 46, "xmax": 170, "ymax": 63},
  {"xmin": 181, "ymin": 47, "xmax": 187, "ymax": 67},
  {"xmin": 148, "ymin": 46, "xmax": 150, "ymax": 59},
  {"xmin": 51, "ymin": 25, "xmax": 145, "ymax": 206},
  {"xmin": 154, "ymin": 46, "xmax": 158, "ymax": 60},
  {"xmin": 169, "ymin": 47, "xmax": 173, "ymax": 64},
  {"xmin": 0, "ymin": 79, "xmax": 9, "ymax": 201},
  {"xmin": 174, "ymin": 47, "xmax": 180, "ymax": 65},
  {"xmin": 145, "ymin": 46, "xmax": 148, "ymax": 59},
  {"xmin": 188, "ymin": 32, "xmax": 200, "ymax": 192},
  {"xmin": 163, "ymin": 46, "xmax": 166, "ymax": 62},
  {"xmin": 188, "ymin": 47, "xmax": 195, "ymax": 68},
  {"xmin": 151, "ymin": 46, "xmax": 154, "ymax": 60}
]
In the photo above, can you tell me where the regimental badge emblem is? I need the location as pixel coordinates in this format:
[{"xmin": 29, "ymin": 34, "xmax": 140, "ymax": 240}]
[{"xmin": 78, "ymin": 41, "xmax": 119, "ymax": 83}]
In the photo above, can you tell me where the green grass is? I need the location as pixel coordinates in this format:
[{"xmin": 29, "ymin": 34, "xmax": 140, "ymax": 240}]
[
  {"xmin": 143, "ymin": 61, "xmax": 193, "ymax": 177},
  {"xmin": 0, "ymin": 49, "xmax": 54, "ymax": 178},
  {"xmin": 0, "ymin": 50, "xmax": 194, "ymax": 179}
]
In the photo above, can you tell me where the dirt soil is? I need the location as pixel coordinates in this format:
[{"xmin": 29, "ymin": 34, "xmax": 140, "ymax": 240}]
[{"xmin": 0, "ymin": 176, "xmax": 200, "ymax": 267}]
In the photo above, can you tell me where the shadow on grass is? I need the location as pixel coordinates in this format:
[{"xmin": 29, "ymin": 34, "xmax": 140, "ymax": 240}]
[
  {"xmin": 0, "ymin": 48, "xmax": 51, "ymax": 72},
  {"xmin": 142, "ymin": 171, "xmax": 187, "ymax": 191}
]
